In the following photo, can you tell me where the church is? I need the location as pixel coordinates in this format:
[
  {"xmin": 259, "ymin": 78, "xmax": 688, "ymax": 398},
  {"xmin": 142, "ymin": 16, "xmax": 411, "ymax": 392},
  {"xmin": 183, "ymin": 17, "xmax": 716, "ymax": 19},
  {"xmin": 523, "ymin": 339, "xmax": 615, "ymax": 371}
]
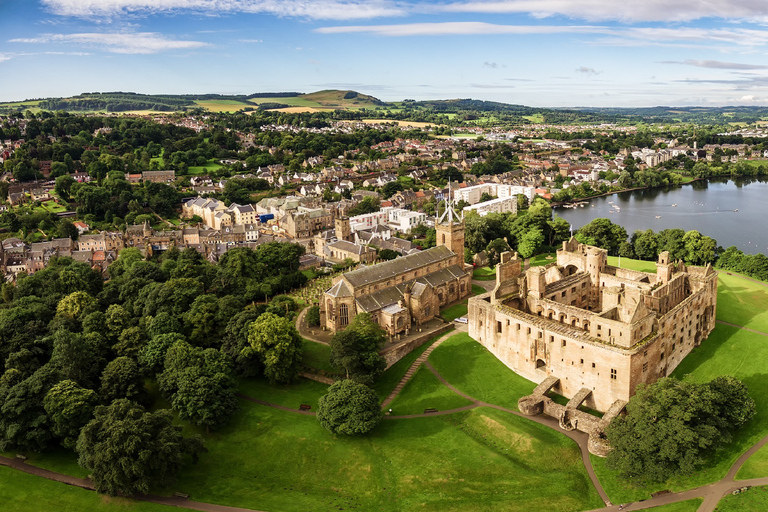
[{"xmin": 322, "ymin": 191, "xmax": 472, "ymax": 336}]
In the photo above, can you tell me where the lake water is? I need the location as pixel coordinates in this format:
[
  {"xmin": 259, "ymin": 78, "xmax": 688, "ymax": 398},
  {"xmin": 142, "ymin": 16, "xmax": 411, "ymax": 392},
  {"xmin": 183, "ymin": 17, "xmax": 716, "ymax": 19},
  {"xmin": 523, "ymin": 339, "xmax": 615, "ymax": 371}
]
[{"xmin": 555, "ymin": 177, "xmax": 768, "ymax": 254}]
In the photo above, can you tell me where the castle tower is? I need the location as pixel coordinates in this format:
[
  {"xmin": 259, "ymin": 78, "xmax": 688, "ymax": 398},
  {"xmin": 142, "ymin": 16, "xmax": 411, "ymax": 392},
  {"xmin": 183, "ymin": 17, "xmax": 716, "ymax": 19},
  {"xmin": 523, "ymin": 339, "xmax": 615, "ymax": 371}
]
[
  {"xmin": 436, "ymin": 181, "xmax": 465, "ymax": 266},
  {"xmin": 656, "ymin": 251, "xmax": 674, "ymax": 284},
  {"xmin": 335, "ymin": 216, "xmax": 351, "ymax": 242}
]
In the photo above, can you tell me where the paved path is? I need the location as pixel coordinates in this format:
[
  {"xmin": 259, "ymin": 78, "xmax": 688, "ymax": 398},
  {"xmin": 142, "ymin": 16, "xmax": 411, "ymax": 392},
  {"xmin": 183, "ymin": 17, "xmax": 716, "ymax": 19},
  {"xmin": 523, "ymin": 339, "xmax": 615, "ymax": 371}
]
[
  {"xmin": 380, "ymin": 324, "xmax": 465, "ymax": 410},
  {"xmin": 295, "ymin": 306, "xmax": 329, "ymax": 345},
  {"xmin": 716, "ymin": 320, "xmax": 768, "ymax": 337}
]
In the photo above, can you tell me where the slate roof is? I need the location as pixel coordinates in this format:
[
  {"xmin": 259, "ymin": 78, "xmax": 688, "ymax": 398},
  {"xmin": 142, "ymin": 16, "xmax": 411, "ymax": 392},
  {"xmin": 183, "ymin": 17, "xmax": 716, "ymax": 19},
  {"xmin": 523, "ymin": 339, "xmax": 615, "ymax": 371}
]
[
  {"xmin": 343, "ymin": 245, "xmax": 453, "ymax": 288},
  {"xmin": 327, "ymin": 280, "xmax": 353, "ymax": 297},
  {"xmin": 326, "ymin": 240, "xmax": 367, "ymax": 255}
]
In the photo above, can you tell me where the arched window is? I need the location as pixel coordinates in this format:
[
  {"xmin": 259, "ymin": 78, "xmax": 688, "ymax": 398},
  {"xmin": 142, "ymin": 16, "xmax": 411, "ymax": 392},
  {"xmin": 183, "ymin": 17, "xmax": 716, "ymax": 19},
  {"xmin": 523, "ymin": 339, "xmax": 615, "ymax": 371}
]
[
  {"xmin": 339, "ymin": 304, "xmax": 349, "ymax": 327},
  {"xmin": 327, "ymin": 300, "xmax": 334, "ymax": 317},
  {"xmin": 442, "ymin": 234, "xmax": 446, "ymax": 244}
]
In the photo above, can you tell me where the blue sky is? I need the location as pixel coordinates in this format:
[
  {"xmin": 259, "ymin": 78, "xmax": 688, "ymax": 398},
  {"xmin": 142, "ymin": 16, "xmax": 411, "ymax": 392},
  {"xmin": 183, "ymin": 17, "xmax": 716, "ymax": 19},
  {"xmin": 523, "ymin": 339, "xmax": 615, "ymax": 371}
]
[{"xmin": 4, "ymin": 0, "xmax": 768, "ymax": 107}]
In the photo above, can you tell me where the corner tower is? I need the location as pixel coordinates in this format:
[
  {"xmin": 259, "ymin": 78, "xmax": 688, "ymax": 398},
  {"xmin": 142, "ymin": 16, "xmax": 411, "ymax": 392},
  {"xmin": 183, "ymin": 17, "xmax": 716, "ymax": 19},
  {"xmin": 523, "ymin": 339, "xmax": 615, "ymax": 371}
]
[
  {"xmin": 436, "ymin": 181, "xmax": 465, "ymax": 266},
  {"xmin": 335, "ymin": 216, "xmax": 352, "ymax": 242}
]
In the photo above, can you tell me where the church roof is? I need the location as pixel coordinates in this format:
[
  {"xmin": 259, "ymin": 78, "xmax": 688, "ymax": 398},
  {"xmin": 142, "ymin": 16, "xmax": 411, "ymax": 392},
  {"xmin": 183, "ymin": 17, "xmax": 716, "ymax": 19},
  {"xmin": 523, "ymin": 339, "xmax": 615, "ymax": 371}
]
[
  {"xmin": 343, "ymin": 245, "xmax": 454, "ymax": 288},
  {"xmin": 326, "ymin": 280, "xmax": 353, "ymax": 298}
]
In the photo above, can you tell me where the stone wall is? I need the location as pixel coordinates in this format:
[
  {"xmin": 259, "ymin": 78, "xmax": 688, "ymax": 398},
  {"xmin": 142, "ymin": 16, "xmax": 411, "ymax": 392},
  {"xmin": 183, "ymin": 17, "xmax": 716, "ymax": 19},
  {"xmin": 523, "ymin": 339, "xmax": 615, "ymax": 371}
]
[{"xmin": 380, "ymin": 323, "xmax": 453, "ymax": 369}]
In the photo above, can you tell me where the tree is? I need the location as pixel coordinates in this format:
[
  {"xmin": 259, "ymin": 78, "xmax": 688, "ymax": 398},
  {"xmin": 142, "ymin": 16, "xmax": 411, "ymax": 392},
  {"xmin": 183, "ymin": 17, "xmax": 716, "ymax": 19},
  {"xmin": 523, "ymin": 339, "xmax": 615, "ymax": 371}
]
[
  {"xmin": 306, "ymin": 305, "xmax": 321, "ymax": 327},
  {"xmin": 517, "ymin": 228, "xmax": 544, "ymax": 259},
  {"xmin": 99, "ymin": 357, "xmax": 148, "ymax": 405},
  {"xmin": 44, "ymin": 380, "xmax": 97, "ymax": 449},
  {"xmin": 576, "ymin": 218, "xmax": 627, "ymax": 255},
  {"xmin": 0, "ymin": 364, "xmax": 61, "ymax": 452},
  {"xmin": 378, "ymin": 249, "xmax": 399, "ymax": 261},
  {"xmin": 138, "ymin": 333, "xmax": 185, "ymax": 377},
  {"xmin": 606, "ymin": 376, "xmax": 755, "ymax": 484},
  {"xmin": 56, "ymin": 290, "xmax": 97, "ymax": 319},
  {"xmin": 158, "ymin": 341, "xmax": 238, "ymax": 431},
  {"xmin": 247, "ymin": 313, "xmax": 303, "ymax": 384},
  {"xmin": 329, "ymin": 313, "xmax": 386, "ymax": 383},
  {"xmin": 221, "ymin": 307, "xmax": 264, "ymax": 377},
  {"xmin": 76, "ymin": 399, "xmax": 205, "ymax": 496},
  {"xmin": 485, "ymin": 238, "xmax": 511, "ymax": 267},
  {"xmin": 316, "ymin": 379, "xmax": 382, "ymax": 436}
]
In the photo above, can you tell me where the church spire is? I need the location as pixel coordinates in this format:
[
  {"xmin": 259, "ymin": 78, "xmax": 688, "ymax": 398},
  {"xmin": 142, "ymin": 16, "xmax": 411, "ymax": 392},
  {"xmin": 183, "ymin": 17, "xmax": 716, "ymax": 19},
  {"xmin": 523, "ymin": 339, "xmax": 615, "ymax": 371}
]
[{"xmin": 439, "ymin": 180, "xmax": 463, "ymax": 224}]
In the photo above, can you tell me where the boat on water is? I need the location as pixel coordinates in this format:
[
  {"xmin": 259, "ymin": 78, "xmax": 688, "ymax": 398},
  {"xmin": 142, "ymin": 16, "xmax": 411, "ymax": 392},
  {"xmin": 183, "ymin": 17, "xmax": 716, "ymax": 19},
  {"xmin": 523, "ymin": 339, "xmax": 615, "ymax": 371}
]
[
  {"xmin": 734, "ymin": 209, "xmax": 739, "ymax": 212},
  {"xmin": 655, "ymin": 216, "xmax": 661, "ymax": 219},
  {"xmin": 672, "ymin": 204, "xmax": 677, "ymax": 207}
]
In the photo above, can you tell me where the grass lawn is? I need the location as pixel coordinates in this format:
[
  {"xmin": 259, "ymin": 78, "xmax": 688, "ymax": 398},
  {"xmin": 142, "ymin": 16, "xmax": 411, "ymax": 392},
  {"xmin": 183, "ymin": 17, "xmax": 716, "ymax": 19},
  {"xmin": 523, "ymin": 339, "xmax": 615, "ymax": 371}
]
[
  {"xmin": 440, "ymin": 303, "xmax": 468, "ymax": 322},
  {"xmin": 193, "ymin": 99, "xmax": 252, "ymax": 112},
  {"xmin": 606, "ymin": 255, "xmax": 658, "ymax": 272},
  {"xmin": 429, "ymin": 333, "xmax": 537, "ymax": 411},
  {"xmin": 238, "ymin": 376, "xmax": 330, "ymax": 411},
  {"xmin": 738, "ymin": 442, "xmax": 768, "ymax": 479},
  {"xmin": 302, "ymin": 340, "xmax": 337, "ymax": 374},
  {"xmin": 388, "ymin": 366, "xmax": 473, "ymax": 415},
  {"xmin": 715, "ymin": 272, "xmax": 768, "ymax": 333},
  {"xmin": 0, "ymin": 448, "xmax": 87, "ymax": 479},
  {"xmin": 472, "ymin": 284, "xmax": 486, "ymax": 295},
  {"xmin": 173, "ymin": 402, "xmax": 604, "ymax": 512},
  {"xmin": 530, "ymin": 253, "xmax": 556, "ymax": 267},
  {"xmin": 0, "ymin": 465, "xmax": 195, "ymax": 512},
  {"xmin": 186, "ymin": 159, "xmax": 222, "ymax": 176},
  {"xmin": 473, "ymin": 266, "xmax": 496, "ymax": 280},
  {"xmin": 713, "ymin": 485, "xmax": 768, "ymax": 511},
  {"xmin": 41, "ymin": 200, "xmax": 67, "ymax": 213},
  {"xmin": 372, "ymin": 331, "xmax": 450, "ymax": 401}
]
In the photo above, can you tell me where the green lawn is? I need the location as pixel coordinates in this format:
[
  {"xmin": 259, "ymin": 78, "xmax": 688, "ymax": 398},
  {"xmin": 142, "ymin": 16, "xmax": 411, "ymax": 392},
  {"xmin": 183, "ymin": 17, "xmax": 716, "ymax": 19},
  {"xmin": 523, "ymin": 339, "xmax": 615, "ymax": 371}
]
[
  {"xmin": 0, "ymin": 465, "xmax": 195, "ymax": 512},
  {"xmin": 738, "ymin": 442, "xmax": 768, "ymax": 479},
  {"xmin": 186, "ymin": 159, "xmax": 222, "ymax": 176},
  {"xmin": 388, "ymin": 366, "xmax": 473, "ymax": 415},
  {"xmin": 429, "ymin": 333, "xmax": 537, "ymax": 411},
  {"xmin": 606, "ymin": 255, "xmax": 657, "ymax": 272},
  {"xmin": 238, "ymin": 376, "xmax": 330, "ymax": 411},
  {"xmin": 472, "ymin": 267, "xmax": 496, "ymax": 280},
  {"xmin": 440, "ymin": 303, "xmax": 467, "ymax": 322},
  {"xmin": 472, "ymin": 284, "xmax": 486, "ymax": 295},
  {"xmin": 173, "ymin": 402, "xmax": 604, "ymax": 512},
  {"xmin": 302, "ymin": 340, "xmax": 338, "ymax": 374},
  {"xmin": 716, "ymin": 272, "xmax": 768, "ymax": 333},
  {"xmin": 530, "ymin": 253, "xmax": 556, "ymax": 267},
  {"xmin": 0, "ymin": 448, "xmax": 87, "ymax": 479},
  {"xmin": 713, "ymin": 485, "xmax": 768, "ymax": 511},
  {"xmin": 372, "ymin": 330, "xmax": 451, "ymax": 401}
]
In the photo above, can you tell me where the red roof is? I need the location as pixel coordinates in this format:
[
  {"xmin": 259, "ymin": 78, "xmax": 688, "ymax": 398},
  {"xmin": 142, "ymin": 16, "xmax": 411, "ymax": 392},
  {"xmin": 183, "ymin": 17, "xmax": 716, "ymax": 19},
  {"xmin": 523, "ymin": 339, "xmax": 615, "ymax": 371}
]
[
  {"xmin": 380, "ymin": 201, "xmax": 393, "ymax": 207},
  {"xmin": 93, "ymin": 251, "xmax": 106, "ymax": 261}
]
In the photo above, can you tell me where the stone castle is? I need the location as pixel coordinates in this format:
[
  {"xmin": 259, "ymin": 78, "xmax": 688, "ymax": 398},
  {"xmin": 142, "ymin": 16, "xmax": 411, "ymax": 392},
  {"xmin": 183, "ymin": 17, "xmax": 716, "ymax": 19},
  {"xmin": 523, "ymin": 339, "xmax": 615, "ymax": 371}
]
[{"xmin": 468, "ymin": 238, "xmax": 717, "ymax": 454}]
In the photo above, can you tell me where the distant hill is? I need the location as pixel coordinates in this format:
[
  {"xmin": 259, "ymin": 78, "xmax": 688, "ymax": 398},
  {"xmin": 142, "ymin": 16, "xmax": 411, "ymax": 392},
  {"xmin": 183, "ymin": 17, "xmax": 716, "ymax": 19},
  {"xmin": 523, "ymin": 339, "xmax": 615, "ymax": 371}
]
[{"xmin": 300, "ymin": 90, "xmax": 386, "ymax": 108}]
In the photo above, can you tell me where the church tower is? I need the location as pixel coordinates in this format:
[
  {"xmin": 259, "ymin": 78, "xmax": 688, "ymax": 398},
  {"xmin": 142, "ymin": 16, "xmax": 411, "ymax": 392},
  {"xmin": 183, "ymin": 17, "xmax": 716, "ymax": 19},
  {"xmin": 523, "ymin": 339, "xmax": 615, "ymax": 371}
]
[
  {"xmin": 435, "ymin": 181, "xmax": 465, "ymax": 267},
  {"xmin": 335, "ymin": 216, "xmax": 352, "ymax": 242}
]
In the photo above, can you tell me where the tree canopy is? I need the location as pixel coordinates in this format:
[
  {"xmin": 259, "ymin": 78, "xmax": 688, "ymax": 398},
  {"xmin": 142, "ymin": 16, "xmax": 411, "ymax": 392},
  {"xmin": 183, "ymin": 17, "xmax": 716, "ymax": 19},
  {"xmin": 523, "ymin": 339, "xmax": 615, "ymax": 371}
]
[
  {"xmin": 329, "ymin": 313, "xmax": 386, "ymax": 383},
  {"xmin": 316, "ymin": 379, "xmax": 383, "ymax": 436}
]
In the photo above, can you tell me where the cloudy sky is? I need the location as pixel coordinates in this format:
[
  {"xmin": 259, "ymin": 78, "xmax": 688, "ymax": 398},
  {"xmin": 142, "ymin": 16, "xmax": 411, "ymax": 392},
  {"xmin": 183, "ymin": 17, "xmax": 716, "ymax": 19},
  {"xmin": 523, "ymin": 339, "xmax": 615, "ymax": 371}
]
[{"xmin": 4, "ymin": 0, "xmax": 768, "ymax": 106}]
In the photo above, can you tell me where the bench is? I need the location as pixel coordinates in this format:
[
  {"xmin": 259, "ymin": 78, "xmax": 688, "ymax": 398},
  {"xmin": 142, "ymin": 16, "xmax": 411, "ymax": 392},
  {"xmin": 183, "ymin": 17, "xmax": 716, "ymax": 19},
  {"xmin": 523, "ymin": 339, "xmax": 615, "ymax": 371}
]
[
  {"xmin": 299, "ymin": 404, "xmax": 312, "ymax": 411},
  {"xmin": 15, "ymin": 454, "xmax": 27, "ymax": 461},
  {"xmin": 423, "ymin": 408, "xmax": 439, "ymax": 414},
  {"xmin": 173, "ymin": 492, "xmax": 189, "ymax": 499}
]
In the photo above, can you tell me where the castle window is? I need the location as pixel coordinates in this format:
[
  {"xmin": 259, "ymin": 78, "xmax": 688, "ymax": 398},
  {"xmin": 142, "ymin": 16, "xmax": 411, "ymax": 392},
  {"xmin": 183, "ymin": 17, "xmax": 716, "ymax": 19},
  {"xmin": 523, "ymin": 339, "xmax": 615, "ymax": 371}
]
[
  {"xmin": 580, "ymin": 359, "xmax": 584, "ymax": 364},
  {"xmin": 610, "ymin": 369, "xmax": 617, "ymax": 380},
  {"xmin": 550, "ymin": 335, "xmax": 554, "ymax": 343},
  {"xmin": 660, "ymin": 353, "xmax": 665, "ymax": 361},
  {"xmin": 497, "ymin": 321, "xmax": 502, "ymax": 333},
  {"xmin": 561, "ymin": 340, "xmax": 567, "ymax": 347},
  {"xmin": 442, "ymin": 234, "xmax": 446, "ymax": 244},
  {"xmin": 339, "ymin": 304, "xmax": 349, "ymax": 327},
  {"xmin": 643, "ymin": 362, "xmax": 648, "ymax": 373},
  {"xmin": 592, "ymin": 363, "xmax": 596, "ymax": 368},
  {"xmin": 517, "ymin": 323, "xmax": 521, "ymax": 331}
]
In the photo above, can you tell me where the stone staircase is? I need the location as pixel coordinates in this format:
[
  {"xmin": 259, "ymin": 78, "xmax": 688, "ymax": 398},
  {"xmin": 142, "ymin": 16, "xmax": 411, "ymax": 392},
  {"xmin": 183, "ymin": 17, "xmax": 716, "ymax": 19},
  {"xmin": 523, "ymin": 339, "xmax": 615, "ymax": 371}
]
[{"xmin": 380, "ymin": 329, "xmax": 458, "ymax": 410}]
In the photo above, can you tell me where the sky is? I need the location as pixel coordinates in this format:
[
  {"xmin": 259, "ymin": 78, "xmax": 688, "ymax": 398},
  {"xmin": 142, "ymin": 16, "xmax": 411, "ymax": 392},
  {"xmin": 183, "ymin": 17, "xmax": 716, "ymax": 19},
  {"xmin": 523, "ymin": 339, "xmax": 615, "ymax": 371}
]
[{"xmin": 5, "ymin": 1, "xmax": 768, "ymax": 107}]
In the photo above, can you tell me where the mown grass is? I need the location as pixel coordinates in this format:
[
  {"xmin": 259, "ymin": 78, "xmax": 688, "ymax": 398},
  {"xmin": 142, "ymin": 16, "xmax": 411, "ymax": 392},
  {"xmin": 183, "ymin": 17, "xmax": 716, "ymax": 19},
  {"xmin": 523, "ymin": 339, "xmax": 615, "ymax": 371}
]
[
  {"xmin": 388, "ymin": 366, "xmax": 473, "ymax": 415},
  {"xmin": 0, "ymin": 465, "xmax": 194, "ymax": 512},
  {"xmin": 530, "ymin": 252, "xmax": 556, "ymax": 267},
  {"xmin": 713, "ymin": 485, "xmax": 768, "ymax": 511},
  {"xmin": 238, "ymin": 376, "xmax": 330, "ymax": 411},
  {"xmin": 472, "ymin": 266, "xmax": 496, "ymax": 280},
  {"xmin": 186, "ymin": 159, "xmax": 222, "ymax": 176},
  {"xmin": 372, "ymin": 331, "xmax": 448, "ymax": 401},
  {"xmin": 646, "ymin": 499, "xmax": 703, "ymax": 512},
  {"xmin": 440, "ymin": 303, "xmax": 467, "ymax": 322},
  {"xmin": 429, "ymin": 333, "xmax": 537, "ymax": 411},
  {"xmin": 173, "ymin": 403, "xmax": 604, "ymax": 512},
  {"xmin": 301, "ymin": 340, "xmax": 337, "ymax": 374},
  {"xmin": 715, "ymin": 272, "xmax": 768, "ymax": 333}
]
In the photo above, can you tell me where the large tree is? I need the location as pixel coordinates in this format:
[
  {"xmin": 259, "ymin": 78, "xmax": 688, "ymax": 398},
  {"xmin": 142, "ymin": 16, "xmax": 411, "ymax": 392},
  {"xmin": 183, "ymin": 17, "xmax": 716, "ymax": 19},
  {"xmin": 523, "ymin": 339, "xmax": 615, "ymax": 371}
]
[
  {"xmin": 158, "ymin": 341, "xmax": 238, "ymax": 431},
  {"xmin": 316, "ymin": 379, "xmax": 382, "ymax": 436},
  {"xmin": 606, "ymin": 376, "xmax": 755, "ymax": 484},
  {"xmin": 76, "ymin": 399, "xmax": 205, "ymax": 496},
  {"xmin": 329, "ymin": 313, "xmax": 386, "ymax": 384},
  {"xmin": 247, "ymin": 312, "xmax": 303, "ymax": 384},
  {"xmin": 44, "ymin": 380, "xmax": 97, "ymax": 449}
]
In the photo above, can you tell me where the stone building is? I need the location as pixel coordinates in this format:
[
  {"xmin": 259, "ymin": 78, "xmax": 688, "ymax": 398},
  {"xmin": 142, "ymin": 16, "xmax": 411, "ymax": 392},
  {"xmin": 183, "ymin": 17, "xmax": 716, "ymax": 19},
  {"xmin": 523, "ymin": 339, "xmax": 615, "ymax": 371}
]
[
  {"xmin": 322, "ymin": 190, "xmax": 472, "ymax": 336},
  {"xmin": 468, "ymin": 240, "xmax": 717, "ymax": 419}
]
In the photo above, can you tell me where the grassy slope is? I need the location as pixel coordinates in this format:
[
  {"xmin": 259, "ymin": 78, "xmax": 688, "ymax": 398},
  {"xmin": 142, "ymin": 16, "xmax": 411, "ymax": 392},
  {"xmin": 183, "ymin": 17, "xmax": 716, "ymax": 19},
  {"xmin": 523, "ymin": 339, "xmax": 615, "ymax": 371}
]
[
  {"xmin": 472, "ymin": 267, "xmax": 496, "ymax": 280},
  {"xmin": 388, "ymin": 366, "xmax": 473, "ymax": 415},
  {"xmin": 429, "ymin": 333, "xmax": 537, "ymax": 411},
  {"xmin": 238, "ymin": 376, "xmax": 330, "ymax": 411},
  {"xmin": 646, "ymin": 500, "xmax": 703, "ymax": 512},
  {"xmin": 713, "ymin": 485, "xmax": 768, "ymax": 511},
  {"xmin": 0, "ymin": 465, "xmax": 195, "ymax": 512},
  {"xmin": 174, "ymin": 402, "xmax": 603, "ymax": 512}
]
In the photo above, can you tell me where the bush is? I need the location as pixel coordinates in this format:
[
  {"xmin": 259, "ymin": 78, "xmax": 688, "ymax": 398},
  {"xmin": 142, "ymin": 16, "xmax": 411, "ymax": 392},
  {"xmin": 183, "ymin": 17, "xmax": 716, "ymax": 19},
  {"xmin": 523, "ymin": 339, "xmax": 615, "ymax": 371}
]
[{"xmin": 306, "ymin": 305, "xmax": 321, "ymax": 326}]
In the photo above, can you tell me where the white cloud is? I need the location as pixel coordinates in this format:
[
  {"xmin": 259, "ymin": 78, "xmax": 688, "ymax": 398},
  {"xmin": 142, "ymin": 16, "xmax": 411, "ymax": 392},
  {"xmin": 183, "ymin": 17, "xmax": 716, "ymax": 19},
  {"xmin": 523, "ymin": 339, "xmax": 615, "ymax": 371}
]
[
  {"xmin": 660, "ymin": 59, "xmax": 768, "ymax": 70},
  {"xmin": 41, "ymin": 0, "xmax": 405, "ymax": 20},
  {"xmin": 0, "ymin": 54, "xmax": 11, "ymax": 63},
  {"xmin": 575, "ymin": 66, "xmax": 598, "ymax": 75},
  {"xmin": 315, "ymin": 22, "xmax": 609, "ymax": 36},
  {"xmin": 238, "ymin": 38, "xmax": 263, "ymax": 43},
  {"xmin": 440, "ymin": 0, "xmax": 768, "ymax": 23},
  {"xmin": 8, "ymin": 32, "xmax": 208, "ymax": 54}
]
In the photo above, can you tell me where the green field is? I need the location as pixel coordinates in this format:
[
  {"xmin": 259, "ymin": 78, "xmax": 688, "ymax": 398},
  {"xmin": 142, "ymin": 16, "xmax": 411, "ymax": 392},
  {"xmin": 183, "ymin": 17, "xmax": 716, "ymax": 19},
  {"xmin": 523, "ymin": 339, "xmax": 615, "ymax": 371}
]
[
  {"xmin": 186, "ymin": 159, "xmax": 222, "ymax": 175},
  {"xmin": 193, "ymin": 99, "xmax": 253, "ymax": 112},
  {"xmin": 247, "ymin": 96, "xmax": 325, "ymax": 108},
  {"xmin": 472, "ymin": 266, "xmax": 496, "ymax": 280},
  {"xmin": 372, "ymin": 333, "xmax": 445, "ymax": 401},
  {"xmin": 301, "ymin": 340, "xmax": 337, "ymax": 374},
  {"xmin": 647, "ymin": 499, "xmax": 703, "ymax": 512},
  {"xmin": 715, "ymin": 272, "xmax": 768, "ymax": 333},
  {"xmin": 388, "ymin": 366, "xmax": 473, "ymax": 415},
  {"xmin": 429, "ymin": 333, "xmax": 537, "ymax": 411},
  {"xmin": 522, "ymin": 114, "xmax": 544, "ymax": 123},
  {"xmin": 238, "ymin": 376, "xmax": 330, "ymax": 411},
  {"xmin": 440, "ymin": 303, "xmax": 467, "ymax": 322},
  {"xmin": 713, "ymin": 485, "xmax": 768, "ymax": 511},
  {"xmin": 0, "ymin": 465, "xmax": 194, "ymax": 512},
  {"xmin": 606, "ymin": 255, "xmax": 657, "ymax": 272},
  {"xmin": 171, "ymin": 402, "xmax": 603, "ymax": 512},
  {"xmin": 530, "ymin": 253, "xmax": 556, "ymax": 267}
]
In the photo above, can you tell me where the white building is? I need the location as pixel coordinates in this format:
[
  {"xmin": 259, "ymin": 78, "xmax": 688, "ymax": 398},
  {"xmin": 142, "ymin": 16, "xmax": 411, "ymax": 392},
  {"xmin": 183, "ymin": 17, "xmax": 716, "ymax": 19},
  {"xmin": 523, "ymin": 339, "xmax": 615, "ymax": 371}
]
[
  {"xmin": 453, "ymin": 183, "xmax": 496, "ymax": 205},
  {"xmin": 386, "ymin": 208, "xmax": 427, "ymax": 233},
  {"xmin": 495, "ymin": 184, "xmax": 536, "ymax": 203},
  {"xmin": 463, "ymin": 196, "xmax": 518, "ymax": 217},
  {"xmin": 349, "ymin": 210, "xmax": 389, "ymax": 232}
]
